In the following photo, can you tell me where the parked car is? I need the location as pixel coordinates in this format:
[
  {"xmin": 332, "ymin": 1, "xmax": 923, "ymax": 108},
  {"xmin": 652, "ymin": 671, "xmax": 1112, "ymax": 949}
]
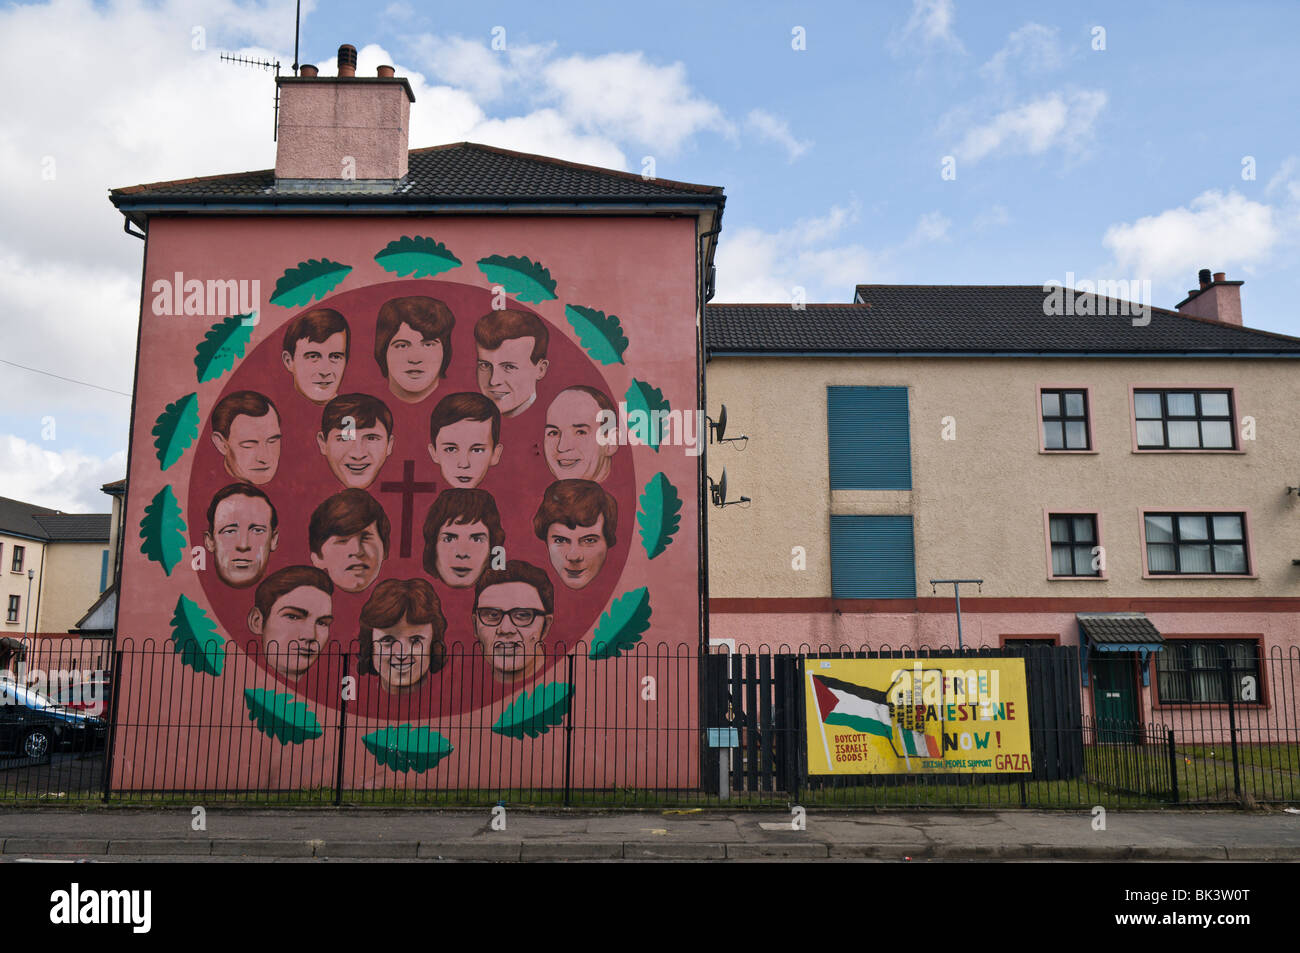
[{"xmin": 0, "ymin": 675, "xmax": 108, "ymax": 760}]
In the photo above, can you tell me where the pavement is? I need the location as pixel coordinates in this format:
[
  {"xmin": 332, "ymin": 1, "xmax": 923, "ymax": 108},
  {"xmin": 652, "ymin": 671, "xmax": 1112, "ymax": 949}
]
[{"xmin": 1, "ymin": 807, "xmax": 1299, "ymax": 861}]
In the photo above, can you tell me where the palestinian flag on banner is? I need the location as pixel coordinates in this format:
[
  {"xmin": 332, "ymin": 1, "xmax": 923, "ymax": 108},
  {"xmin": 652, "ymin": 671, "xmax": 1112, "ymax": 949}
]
[{"xmin": 811, "ymin": 675, "xmax": 893, "ymax": 738}]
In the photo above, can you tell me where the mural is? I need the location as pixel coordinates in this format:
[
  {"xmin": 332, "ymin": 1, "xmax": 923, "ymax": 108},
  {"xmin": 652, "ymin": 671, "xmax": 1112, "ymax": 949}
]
[{"xmin": 120, "ymin": 219, "xmax": 700, "ymax": 789}]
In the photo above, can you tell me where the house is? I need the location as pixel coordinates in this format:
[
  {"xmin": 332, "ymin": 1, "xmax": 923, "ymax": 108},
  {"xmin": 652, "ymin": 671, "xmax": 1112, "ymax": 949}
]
[
  {"xmin": 70, "ymin": 478, "xmax": 127, "ymax": 638},
  {"xmin": 105, "ymin": 45, "xmax": 714, "ymax": 793},
  {"xmin": 705, "ymin": 277, "xmax": 1300, "ymax": 734},
  {"xmin": 0, "ymin": 496, "xmax": 112, "ymax": 635}
]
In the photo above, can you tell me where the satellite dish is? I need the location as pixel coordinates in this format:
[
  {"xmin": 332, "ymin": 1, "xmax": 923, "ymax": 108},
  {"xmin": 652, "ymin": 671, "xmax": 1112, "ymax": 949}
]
[
  {"xmin": 716, "ymin": 405, "xmax": 728, "ymax": 443},
  {"xmin": 719, "ymin": 468, "xmax": 728, "ymax": 506}
]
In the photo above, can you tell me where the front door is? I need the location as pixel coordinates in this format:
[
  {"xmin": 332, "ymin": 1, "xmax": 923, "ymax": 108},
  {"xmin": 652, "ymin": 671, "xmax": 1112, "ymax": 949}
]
[{"xmin": 1092, "ymin": 654, "xmax": 1139, "ymax": 742}]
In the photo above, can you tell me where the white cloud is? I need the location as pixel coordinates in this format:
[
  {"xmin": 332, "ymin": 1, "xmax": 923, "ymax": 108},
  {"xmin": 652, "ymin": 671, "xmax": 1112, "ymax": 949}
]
[
  {"xmin": 407, "ymin": 33, "xmax": 553, "ymax": 103},
  {"xmin": 745, "ymin": 109, "xmax": 812, "ymax": 161},
  {"xmin": 954, "ymin": 89, "xmax": 1106, "ymax": 163},
  {"xmin": 542, "ymin": 51, "xmax": 733, "ymax": 153},
  {"xmin": 894, "ymin": 0, "xmax": 964, "ymax": 53},
  {"xmin": 713, "ymin": 204, "xmax": 881, "ymax": 303},
  {"xmin": 1265, "ymin": 155, "xmax": 1300, "ymax": 204},
  {"xmin": 980, "ymin": 23, "xmax": 1062, "ymax": 82},
  {"xmin": 906, "ymin": 211, "xmax": 952, "ymax": 245},
  {"xmin": 0, "ymin": 435, "xmax": 125, "ymax": 513},
  {"xmin": 1101, "ymin": 190, "xmax": 1280, "ymax": 285}
]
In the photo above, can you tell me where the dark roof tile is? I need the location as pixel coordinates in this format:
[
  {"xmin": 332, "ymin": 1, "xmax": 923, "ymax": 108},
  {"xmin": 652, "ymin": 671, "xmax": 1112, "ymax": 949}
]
[{"xmin": 707, "ymin": 287, "xmax": 1300, "ymax": 354}]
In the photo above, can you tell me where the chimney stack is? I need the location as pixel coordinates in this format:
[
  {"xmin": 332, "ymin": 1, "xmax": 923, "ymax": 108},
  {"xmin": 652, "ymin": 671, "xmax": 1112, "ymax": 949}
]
[
  {"xmin": 1176, "ymin": 267, "xmax": 1244, "ymax": 326},
  {"xmin": 274, "ymin": 43, "xmax": 415, "ymax": 187}
]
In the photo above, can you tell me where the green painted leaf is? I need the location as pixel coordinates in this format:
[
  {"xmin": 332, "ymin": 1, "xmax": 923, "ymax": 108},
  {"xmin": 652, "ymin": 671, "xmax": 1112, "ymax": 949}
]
[
  {"xmin": 243, "ymin": 688, "xmax": 324, "ymax": 745},
  {"xmin": 374, "ymin": 235, "xmax": 462, "ymax": 277},
  {"xmin": 564, "ymin": 304, "xmax": 628, "ymax": 365},
  {"xmin": 476, "ymin": 254, "xmax": 557, "ymax": 303},
  {"xmin": 637, "ymin": 472, "xmax": 683, "ymax": 560},
  {"xmin": 170, "ymin": 594, "xmax": 225, "ymax": 676},
  {"xmin": 194, "ymin": 313, "xmax": 255, "ymax": 383},
  {"xmin": 139, "ymin": 485, "xmax": 187, "ymax": 576},
  {"xmin": 492, "ymin": 682, "xmax": 573, "ymax": 739},
  {"xmin": 624, "ymin": 379, "xmax": 670, "ymax": 452},
  {"xmin": 589, "ymin": 587, "xmax": 652, "ymax": 660},
  {"xmin": 268, "ymin": 258, "xmax": 353, "ymax": 308},
  {"xmin": 362, "ymin": 725, "xmax": 454, "ymax": 772},
  {"xmin": 151, "ymin": 393, "xmax": 199, "ymax": 471}
]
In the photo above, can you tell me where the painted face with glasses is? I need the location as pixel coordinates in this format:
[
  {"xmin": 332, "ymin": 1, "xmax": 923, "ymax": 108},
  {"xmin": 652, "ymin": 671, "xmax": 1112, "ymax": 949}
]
[{"xmin": 473, "ymin": 580, "xmax": 552, "ymax": 682}]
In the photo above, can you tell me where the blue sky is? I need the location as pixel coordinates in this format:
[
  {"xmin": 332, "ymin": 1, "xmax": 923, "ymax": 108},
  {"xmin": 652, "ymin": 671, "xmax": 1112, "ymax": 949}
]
[{"xmin": 0, "ymin": 0, "xmax": 1297, "ymax": 509}]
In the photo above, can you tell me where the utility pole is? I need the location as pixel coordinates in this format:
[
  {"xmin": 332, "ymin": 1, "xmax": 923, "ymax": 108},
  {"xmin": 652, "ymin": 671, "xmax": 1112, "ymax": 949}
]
[{"xmin": 929, "ymin": 578, "xmax": 983, "ymax": 652}]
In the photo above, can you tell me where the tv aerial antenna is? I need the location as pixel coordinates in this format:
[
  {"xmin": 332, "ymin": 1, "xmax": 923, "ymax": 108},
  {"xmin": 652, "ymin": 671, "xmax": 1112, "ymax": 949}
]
[{"xmin": 218, "ymin": 1, "xmax": 303, "ymax": 141}]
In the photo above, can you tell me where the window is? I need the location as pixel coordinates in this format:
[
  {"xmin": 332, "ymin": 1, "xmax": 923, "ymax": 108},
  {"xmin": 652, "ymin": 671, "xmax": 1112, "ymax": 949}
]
[
  {"xmin": 5, "ymin": 595, "xmax": 17, "ymax": 623},
  {"xmin": 1134, "ymin": 389, "xmax": 1235, "ymax": 449},
  {"xmin": 10, "ymin": 545, "xmax": 23, "ymax": 573},
  {"xmin": 1040, "ymin": 389, "xmax": 1090, "ymax": 450},
  {"xmin": 1144, "ymin": 513, "xmax": 1249, "ymax": 575},
  {"xmin": 1048, "ymin": 514, "xmax": 1100, "ymax": 576},
  {"xmin": 830, "ymin": 515, "xmax": 916, "ymax": 597},
  {"xmin": 1156, "ymin": 640, "xmax": 1261, "ymax": 704},
  {"xmin": 827, "ymin": 386, "xmax": 912, "ymax": 490}
]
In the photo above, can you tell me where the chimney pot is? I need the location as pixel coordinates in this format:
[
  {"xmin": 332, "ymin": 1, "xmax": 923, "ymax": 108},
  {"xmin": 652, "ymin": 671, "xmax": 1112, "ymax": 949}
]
[
  {"xmin": 1213, "ymin": 271, "xmax": 1226, "ymax": 283},
  {"xmin": 377, "ymin": 65, "xmax": 395, "ymax": 78},
  {"xmin": 337, "ymin": 43, "xmax": 357, "ymax": 77},
  {"xmin": 1198, "ymin": 268, "xmax": 1212, "ymax": 288},
  {"xmin": 299, "ymin": 64, "xmax": 318, "ymax": 77}
]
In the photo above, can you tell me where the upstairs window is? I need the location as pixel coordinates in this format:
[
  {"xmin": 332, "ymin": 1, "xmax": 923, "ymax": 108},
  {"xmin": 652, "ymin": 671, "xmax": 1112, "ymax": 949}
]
[
  {"xmin": 1145, "ymin": 513, "xmax": 1249, "ymax": 575},
  {"xmin": 1134, "ymin": 389, "xmax": 1235, "ymax": 449},
  {"xmin": 1041, "ymin": 389, "xmax": 1090, "ymax": 451}
]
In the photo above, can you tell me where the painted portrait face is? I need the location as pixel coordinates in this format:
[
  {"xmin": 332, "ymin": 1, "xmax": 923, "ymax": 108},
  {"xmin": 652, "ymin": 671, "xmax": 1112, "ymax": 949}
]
[
  {"xmin": 309, "ymin": 521, "xmax": 385, "ymax": 593},
  {"xmin": 371, "ymin": 617, "xmax": 435, "ymax": 693},
  {"xmin": 316, "ymin": 423, "xmax": 394, "ymax": 489},
  {"xmin": 250, "ymin": 586, "xmax": 332, "ymax": 677},
  {"xmin": 283, "ymin": 332, "xmax": 347, "ymax": 404},
  {"xmin": 433, "ymin": 519, "xmax": 491, "ymax": 587},
  {"xmin": 476, "ymin": 337, "xmax": 548, "ymax": 417},
  {"xmin": 428, "ymin": 418, "xmax": 502, "ymax": 488},
  {"xmin": 204, "ymin": 494, "xmax": 278, "ymax": 588},
  {"xmin": 544, "ymin": 389, "xmax": 616, "ymax": 483},
  {"xmin": 545, "ymin": 515, "xmax": 609, "ymax": 591},
  {"xmin": 212, "ymin": 409, "xmax": 281, "ymax": 485},
  {"xmin": 386, "ymin": 322, "xmax": 444, "ymax": 403},
  {"xmin": 474, "ymin": 581, "xmax": 551, "ymax": 680}
]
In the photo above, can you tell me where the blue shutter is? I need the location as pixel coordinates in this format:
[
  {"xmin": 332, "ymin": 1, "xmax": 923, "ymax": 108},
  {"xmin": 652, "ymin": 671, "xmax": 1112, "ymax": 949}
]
[
  {"xmin": 830, "ymin": 515, "xmax": 916, "ymax": 598},
  {"xmin": 100, "ymin": 549, "xmax": 109, "ymax": 592},
  {"xmin": 827, "ymin": 386, "xmax": 911, "ymax": 489}
]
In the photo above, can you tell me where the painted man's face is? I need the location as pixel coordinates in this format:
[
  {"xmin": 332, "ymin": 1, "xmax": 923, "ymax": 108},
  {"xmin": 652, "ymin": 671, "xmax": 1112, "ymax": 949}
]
[
  {"xmin": 212, "ymin": 410, "xmax": 281, "ymax": 485},
  {"xmin": 428, "ymin": 418, "xmax": 502, "ymax": 488},
  {"xmin": 433, "ymin": 519, "xmax": 491, "ymax": 587},
  {"xmin": 250, "ymin": 586, "xmax": 332, "ymax": 678},
  {"xmin": 371, "ymin": 618, "xmax": 435, "ymax": 693},
  {"xmin": 386, "ymin": 322, "xmax": 444, "ymax": 402},
  {"xmin": 544, "ymin": 390, "xmax": 615, "ymax": 483},
  {"xmin": 283, "ymin": 332, "xmax": 347, "ymax": 404},
  {"xmin": 473, "ymin": 581, "xmax": 551, "ymax": 680},
  {"xmin": 476, "ymin": 337, "xmax": 548, "ymax": 417},
  {"xmin": 545, "ymin": 516, "xmax": 609, "ymax": 591},
  {"xmin": 309, "ymin": 522, "xmax": 385, "ymax": 593},
  {"xmin": 316, "ymin": 424, "xmax": 393, "ymax": 489},
  {"xmin": 204, "ymin": 494, "xmax": 278, "ymax": 588}
]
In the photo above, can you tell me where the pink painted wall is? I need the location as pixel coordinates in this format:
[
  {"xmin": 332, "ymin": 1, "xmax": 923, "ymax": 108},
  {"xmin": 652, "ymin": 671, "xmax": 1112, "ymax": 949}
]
[{"xmin": 114, "ymin": 214, "xmax": 701, "ymax": 792}]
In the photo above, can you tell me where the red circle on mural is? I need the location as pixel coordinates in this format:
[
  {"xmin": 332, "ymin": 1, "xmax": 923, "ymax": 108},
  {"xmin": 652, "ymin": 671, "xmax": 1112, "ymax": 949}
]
[{"xmin": 188, "ymin": 279, "xmax": 634, "ymax": 720}]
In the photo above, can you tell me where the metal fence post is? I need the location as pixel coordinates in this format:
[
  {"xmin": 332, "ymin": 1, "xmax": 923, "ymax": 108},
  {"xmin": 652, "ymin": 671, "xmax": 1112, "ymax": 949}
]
[
  {"xmin": 100, "ymin": 647, "xmax": 124, "ymax": 803},
  {"xmin": 1166, "ymin": 728, "xmax": 1179, "ymax": 803},
  {"xmin": 334, "ymin": 652, "xmax": 349, "ymax": 806},
  {"xmin": 563, "ymin": 651, "xmax": 576, "ymax": 807},
  {"xmin": 1221, "ymin": 648, "xmax": 1241, "ymax": 799}
]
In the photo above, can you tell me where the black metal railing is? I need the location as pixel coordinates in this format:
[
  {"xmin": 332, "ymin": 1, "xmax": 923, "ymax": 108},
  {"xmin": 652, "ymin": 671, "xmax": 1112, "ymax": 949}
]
[{"xmin": 1, "ymin": 638, "xmax": 1296, "ymax": 808}]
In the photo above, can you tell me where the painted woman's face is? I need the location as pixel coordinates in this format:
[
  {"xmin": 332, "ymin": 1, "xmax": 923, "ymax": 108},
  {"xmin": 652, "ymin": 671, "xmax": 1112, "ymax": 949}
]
[
  {"xmin": 371, "ymin": 617, "xmax": 435, "ymax": 692},
  {"xmin": 386, "ymin": 322, "xmax": 445, "ymax": 401}
]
